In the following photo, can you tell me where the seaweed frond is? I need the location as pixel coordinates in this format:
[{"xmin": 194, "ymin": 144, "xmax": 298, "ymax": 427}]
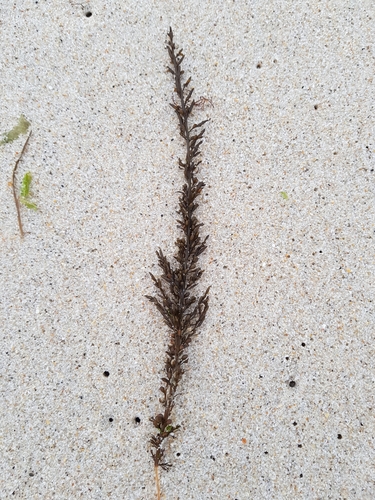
[{"xmin": 146, "ymin": 27, "xmax": 211, "ymax": 493}]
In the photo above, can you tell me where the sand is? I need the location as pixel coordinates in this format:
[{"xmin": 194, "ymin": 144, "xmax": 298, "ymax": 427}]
[{"xmin": 1, "ymin": 1, "xmax": 375, "ymax": 498}]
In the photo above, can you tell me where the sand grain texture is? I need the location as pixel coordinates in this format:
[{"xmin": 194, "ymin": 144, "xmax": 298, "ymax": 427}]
[{"xmin": 1, "ymin": 1, "xmax": 375, "ymax": 499}]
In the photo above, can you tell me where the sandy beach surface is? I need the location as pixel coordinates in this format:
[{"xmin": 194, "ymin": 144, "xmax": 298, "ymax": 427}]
[{"xmin": 1, "ymin": 1, "xmax": 375, "ymax": 498}]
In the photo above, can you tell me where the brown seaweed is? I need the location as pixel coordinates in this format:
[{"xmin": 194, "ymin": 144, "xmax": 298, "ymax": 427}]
[{"xmin": 145, "ymin": 27, "xmax": 211, "ymax": 498}]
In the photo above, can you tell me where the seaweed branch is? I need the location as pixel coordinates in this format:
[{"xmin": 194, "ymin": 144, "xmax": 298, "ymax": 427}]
[
  {"xmin": 146, "ymin": 27, "xmax": 211, "ymax": 495},
  {"xmin": 12, "ymin": 131, "xmax": 32, "ymax": 238}
]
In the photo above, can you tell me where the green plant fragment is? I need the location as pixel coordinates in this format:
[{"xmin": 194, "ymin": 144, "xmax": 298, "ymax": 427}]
[
  {"xmin": 1, "ymin": 115, "xmax": 31, "ymax": 145},
  {"xmin": 19, "ymin": 172, "xmax": 37, "ymax": 210},
  {"xmin": 20, "ymin": 172, "xmax": 32, "ymax": 198},
  {"xmin": 20, "ymin": 199, "xmax": 38, "ymax": 210},
  {"xmin": 280, "ymin": 191, "xmax": 288, "ymax": 200}
]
